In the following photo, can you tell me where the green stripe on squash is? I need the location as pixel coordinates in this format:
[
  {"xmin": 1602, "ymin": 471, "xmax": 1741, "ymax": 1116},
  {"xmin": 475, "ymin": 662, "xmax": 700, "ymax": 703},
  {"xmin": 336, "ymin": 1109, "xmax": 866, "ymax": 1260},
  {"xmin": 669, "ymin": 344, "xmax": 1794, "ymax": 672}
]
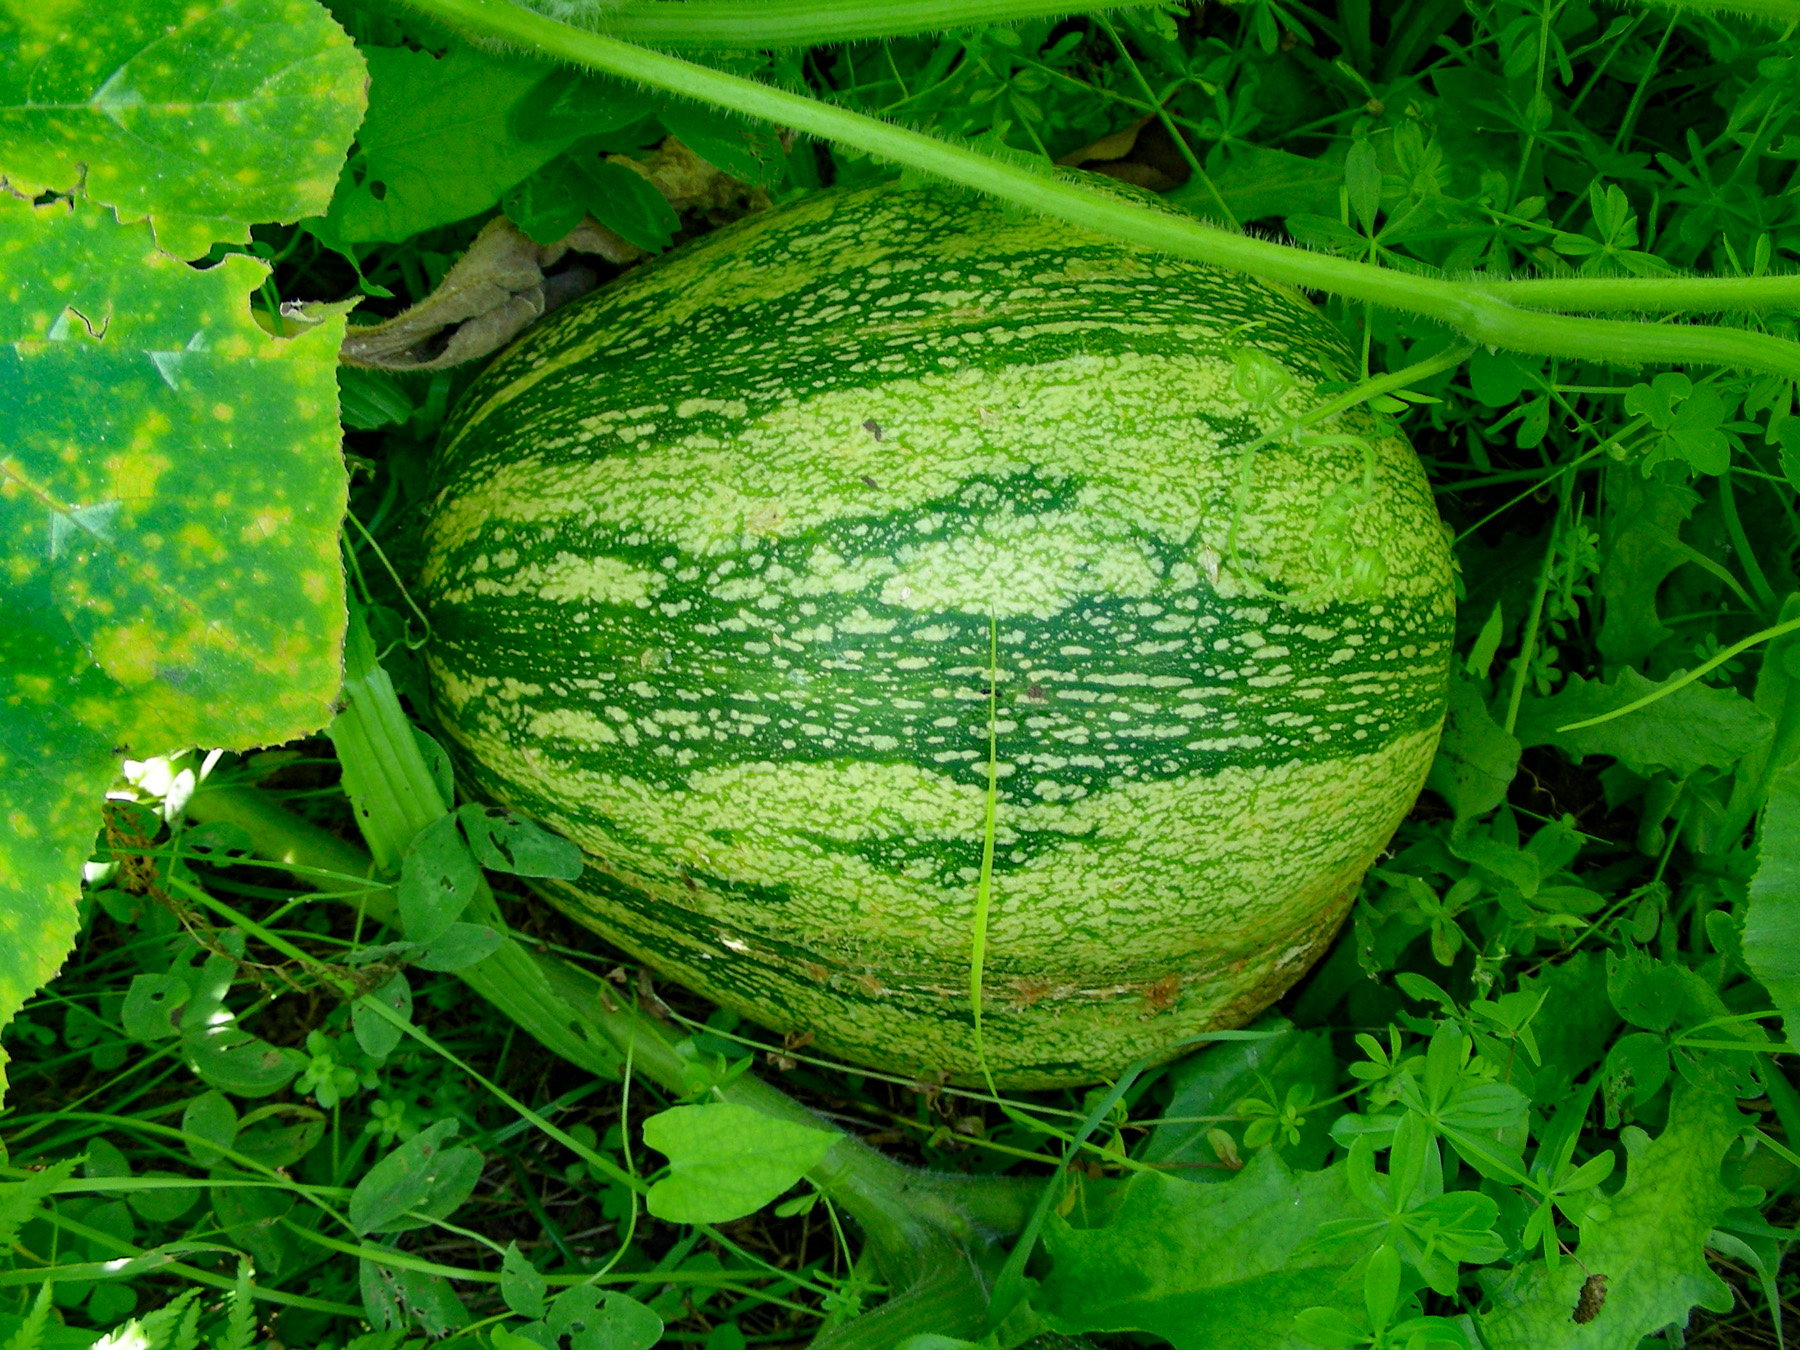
[{"xmin": 420, "ymin": 184, "xmax": 1454, "ymax": 1088}]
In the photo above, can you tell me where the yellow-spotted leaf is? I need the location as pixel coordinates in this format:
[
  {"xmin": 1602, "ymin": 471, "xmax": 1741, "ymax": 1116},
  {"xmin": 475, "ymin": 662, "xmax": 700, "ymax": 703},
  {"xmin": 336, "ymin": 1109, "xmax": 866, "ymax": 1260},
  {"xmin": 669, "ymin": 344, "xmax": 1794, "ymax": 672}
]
[
  {"xmin": 0, "ymin": 190, "xmax": 349, "ymax": 1098},
  {"xmin": 0, "ymin": 0, "xmax": 367, "ymax": 258}
]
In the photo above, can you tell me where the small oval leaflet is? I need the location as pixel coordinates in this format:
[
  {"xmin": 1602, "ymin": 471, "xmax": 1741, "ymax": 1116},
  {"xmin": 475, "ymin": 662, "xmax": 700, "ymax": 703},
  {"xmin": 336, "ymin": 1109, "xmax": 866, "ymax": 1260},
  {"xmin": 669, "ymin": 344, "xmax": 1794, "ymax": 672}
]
[
  {"xmin": 414, "ymin": 923, "xmax": 505, "ymax": 972},
  {"xmin": 122, "ymin": 973, "xmax": 190, "ymax": 1041},
  {"xmin": 349, "ymin": 1118, "xmax": 485, "ymax": 1235},
  {"xmin": 501, "ymin": 1240, "xmax": 547, "ymax": 1320},
  {"xmin": 181, "ymin": 1089, "xmax": 239, "ymax": 1167},
  {"xmin": 457, "ymin": 803, "xmax": 585, "ymax": 879},
  {"xmin": 398, "ymin": 813, "xmax": 483, "ymax": 944},
  {"xmin": 353, "ymin": 972, "xmax": 414, "ymax": 1059},
  {"xmin": 548, "ymin": 1286, "xmax": 662, "ymax": 1350}
]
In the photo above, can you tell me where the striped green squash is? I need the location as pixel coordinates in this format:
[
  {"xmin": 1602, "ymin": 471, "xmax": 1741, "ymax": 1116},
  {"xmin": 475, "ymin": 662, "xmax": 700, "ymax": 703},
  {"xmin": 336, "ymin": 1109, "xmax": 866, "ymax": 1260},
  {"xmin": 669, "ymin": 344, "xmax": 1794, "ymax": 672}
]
[{"xmin": 419, "ymin": 184, "xmax": 1454, "ymax": 1088}]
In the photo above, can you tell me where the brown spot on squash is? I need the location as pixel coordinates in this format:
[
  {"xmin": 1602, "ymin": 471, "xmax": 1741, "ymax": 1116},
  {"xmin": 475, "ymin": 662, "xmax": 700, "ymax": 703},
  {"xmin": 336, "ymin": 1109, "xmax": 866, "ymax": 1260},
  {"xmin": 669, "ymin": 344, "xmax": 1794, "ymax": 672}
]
[{"xmin": 1141, "ymin": 973, "xmax": 1181, "ymax": 1012}]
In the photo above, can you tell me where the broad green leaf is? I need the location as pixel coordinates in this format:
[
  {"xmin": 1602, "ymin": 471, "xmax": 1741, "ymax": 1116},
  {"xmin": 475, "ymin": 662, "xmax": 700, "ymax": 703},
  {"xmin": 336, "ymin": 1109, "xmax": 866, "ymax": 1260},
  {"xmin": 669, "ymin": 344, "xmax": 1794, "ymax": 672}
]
[
  {"xmin": 0, "ymin": 0, "xmax": 366, "ymax": 259},
  {"xmin": 657, "ymin": 101, "xmax": 784, "ymax": 187},
  {"xmin": 121, "ymin": 972, "xmax": 189, "ymax": 1041},
  {"xmin": 1515, "ymin": 670, "xmax": 1772, "ymax": 779},
  {"xmin": 126, "ymin": 1170, "xmax": 201, "ymax": 1224},
  {"xmin": 1479, "ymin": 1085, "xmax": 1743, "ymax": 1350},
  {"xmin": 1037, "ymin": 1150, "xmax": 1359, "ymax": 1349},
  {"xmin": 83, "ymin": 1137, "xmax": 132, "ymax": 1198},
  {"xmin": 183, "ymin": 1026, "xmax": 305, "ymax": 1098},
  {"xmin": 1605, "ymin": 946, "xmax": 1729, "ymax": 1035},
  {"xmin": 581, "ymin": 158, "xmax": 680, "ymax": 252},
  {"xmin": 546, "ymin": 1286, "xmax": 662, "ymax": 1350},
  {"xmin": 642, "ymin": 1103, "xmax": 837, "ymax": 1224},
  {"xmin": 1425, "ymin": 672, "xmax": 1520, "ymax": 822},
  {"xmin": 1197, "ymin": 145, "xmax": 1341, "ymax": 222},
  {"xmin": 1745, "ymin": 763, "xmax": 1800, "ymax": 1050},
  {"xmin": 324, "ymin": 43, "xmax": 587, "ymax": 243},
  {"xmin": 235, "ymin": 1108, "xmax": 326, "ymax": 1169},
  {"xmin": 506, "ymin": 67, "xmax": 646, "ymax": 147},
  {"xmin": 1468, "ymin": 349, "xmax": 1545, "ymax": 407},
  {"xmin": 350, "ymin": 1119, "xmax": 484, "ymax": 1235},
  {"xmin": 1344, "ymin": 139, "xmax": 1381, "ymax": 233},
  {"xmin": 211, "ymin": 1165, "xmax": 301, "ymax": 1276},
  {"xmin": 413, "ymin": 923, "xmax": 504, "ymax": 972},
  {"xmin": 1515, "ymin": 952, "xmax": 1618, "ymax": 1090},
  {"xmin": 0, "ymin": 192, "xmax": 348, "ymax": 1101},
  {"xmin": 1623, "ymin": 373, "xmax": 1731, "ymax": 477},
  {"xmin": 361, "ymin": 1258, "xmax": 470, "ymax": 1336}
]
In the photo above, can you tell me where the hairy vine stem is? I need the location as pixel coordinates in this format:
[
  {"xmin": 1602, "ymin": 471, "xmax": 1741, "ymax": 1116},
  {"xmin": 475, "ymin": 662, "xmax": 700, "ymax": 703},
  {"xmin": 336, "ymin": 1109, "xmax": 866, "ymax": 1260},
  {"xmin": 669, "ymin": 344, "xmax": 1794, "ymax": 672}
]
[
  {"xmin": 405, "ymin": 0, "xmax": 1800, "ymax": 376},
  {"xmin": 567, "ymin": 0, "xmax": 1157, "ymax": 47}
]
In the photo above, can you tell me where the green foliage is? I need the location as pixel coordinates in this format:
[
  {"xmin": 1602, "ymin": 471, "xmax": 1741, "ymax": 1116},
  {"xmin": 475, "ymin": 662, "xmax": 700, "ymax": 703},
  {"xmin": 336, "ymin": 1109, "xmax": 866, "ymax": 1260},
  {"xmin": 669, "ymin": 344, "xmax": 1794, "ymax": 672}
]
[
  {"xmin": 322, "ymin": 44, "xmax": 599, "ymax": 244},
  {"xmin": 0, "ymin": 184, "xmax": 351, "ymax": 1096},
  {"xmin": 1425, "ymin": 674, "xmax": 1522, "ymax": 823},
  {"xmin": 349, "ymin": 1119, "xmax": 484, "ymax": 1234},
  {"xmin": 1516, "ymin": 669, "xmax": 1773, "ymax": 776},
  {"xmin": 0, "ymin": 0, "xmax": 366, "ymax": 258},
  {"xmin": 1746, "ymin": 764, "xmax": 1800, "ymax": 1049},
  {"xmin": 1480, "ymin": 1087, "xmax": 1744, "ymax": 1349},
  {"xmin": 1039, "ymin": 1152, "xmax": 1360, "ymax": 1347}
]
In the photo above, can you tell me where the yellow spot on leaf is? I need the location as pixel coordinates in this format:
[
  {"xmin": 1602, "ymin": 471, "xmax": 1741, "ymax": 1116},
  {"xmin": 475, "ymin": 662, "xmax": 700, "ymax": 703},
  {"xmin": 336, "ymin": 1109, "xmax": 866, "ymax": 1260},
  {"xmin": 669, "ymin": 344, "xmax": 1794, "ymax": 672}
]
[
  {"xmin": 108, "ymin": 448, "xmax": 171, "ymax": 500},
  {"xmin": 240, "ymin": 508, "xmax": 289, "ymax": 543},
  {"xmin": 91, "ymin": 623, "xmax": 159, "ymax": 684},
  {"xmin": 179, "ymin": 521, "xmax": 220, "ymax": 555}
]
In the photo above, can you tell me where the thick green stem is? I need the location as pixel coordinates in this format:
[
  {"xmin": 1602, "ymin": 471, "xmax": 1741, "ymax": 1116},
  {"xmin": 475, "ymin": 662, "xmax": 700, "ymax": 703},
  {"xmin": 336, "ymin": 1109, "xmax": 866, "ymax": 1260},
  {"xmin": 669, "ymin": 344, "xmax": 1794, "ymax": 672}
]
[
  {"xmin": 405, "ymin": 0, "xmax": 1800, "ymax": 375},
  {"xmin": 1479, "ymin": 273, "xmax": 1800, "ymax": 314},
  {"xmin": 1622, "ymin": 0, "xmax": 1800, "ymax": 28},
  {"xmin": 590, "ymin": 0, "xmax": 1151, "ymax": 47},
  {"xmin": 327, "ymin": 609, "xmax": 447, "ymax": 870}
]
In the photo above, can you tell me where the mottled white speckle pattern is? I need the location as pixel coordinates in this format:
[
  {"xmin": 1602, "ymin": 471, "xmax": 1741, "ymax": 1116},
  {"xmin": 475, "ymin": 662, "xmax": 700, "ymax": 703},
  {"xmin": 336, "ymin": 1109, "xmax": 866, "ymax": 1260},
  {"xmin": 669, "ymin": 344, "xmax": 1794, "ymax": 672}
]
[{"xmin": 421, "ymin": 185, "xmax": 1455, "ymax": 1086}]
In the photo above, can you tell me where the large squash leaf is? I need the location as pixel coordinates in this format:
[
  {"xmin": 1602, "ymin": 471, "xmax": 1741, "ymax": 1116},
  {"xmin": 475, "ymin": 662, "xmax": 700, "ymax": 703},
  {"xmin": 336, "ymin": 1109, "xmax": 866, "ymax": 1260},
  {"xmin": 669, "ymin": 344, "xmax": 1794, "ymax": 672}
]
[
  {"xmin": 323, "ymin": 43, "xmax": 588, "ymax": 244},
  {"xmin": 0, "ymin": 0, "xmax": 366, "ymax": 258},
  {"xmin": 0, "ymin": 29, "xmax": 356, "ymax": 1092},
  {"xmin": 0, "ymin": 192, "xmax": 350, "ymax": 1095},
  {"xmin": 1037, "ymin": 1150, "xmax": 1359, "ymax": 1348},
  {"xmin": 1478, "ymin": 1084, "xmax": 1743, "ymax": 1350},
  {"xmin": 1745, "ymin": 764, "xmax": 1800, "ymax": 1052}
]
